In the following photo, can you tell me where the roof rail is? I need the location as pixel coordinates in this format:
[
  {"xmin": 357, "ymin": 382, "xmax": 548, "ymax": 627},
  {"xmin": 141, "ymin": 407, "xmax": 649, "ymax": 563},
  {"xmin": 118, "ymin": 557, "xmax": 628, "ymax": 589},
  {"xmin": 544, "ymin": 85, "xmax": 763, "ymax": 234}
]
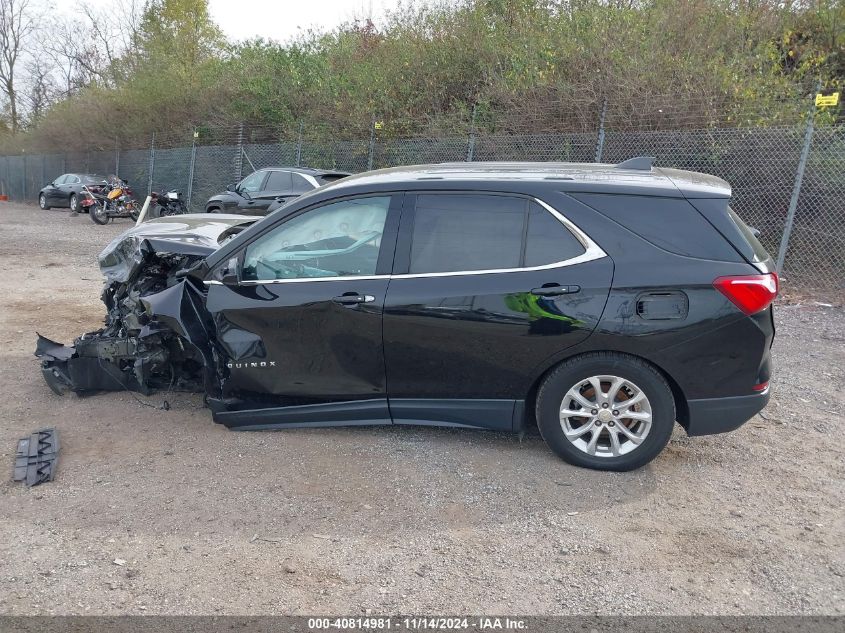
[{"xmin": 616, "ymin": 156, "xmax": 655, "ymax": 171}]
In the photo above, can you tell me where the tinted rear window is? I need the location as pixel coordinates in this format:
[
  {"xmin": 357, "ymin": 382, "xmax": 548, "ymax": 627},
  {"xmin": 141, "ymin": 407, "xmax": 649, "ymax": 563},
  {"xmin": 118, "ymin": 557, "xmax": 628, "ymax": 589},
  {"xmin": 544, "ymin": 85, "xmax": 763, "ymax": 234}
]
[
  {"xmin": 409, "ymin": 194, "xmax": 526, "ymax": 273},
  {"xmin": 524, "ymin": 202, "xmax": 585, "ymax": 266},
  {"xmin": 573, "ymin": 193, "xmax": 740, "ymax": 261},
  {"xmin": 265, "ymin": 170, "xmax": 292, "ymax": 191},
  {"xmin": 291, "ymin": 173, "xmax": 313, "ymax": 194}
]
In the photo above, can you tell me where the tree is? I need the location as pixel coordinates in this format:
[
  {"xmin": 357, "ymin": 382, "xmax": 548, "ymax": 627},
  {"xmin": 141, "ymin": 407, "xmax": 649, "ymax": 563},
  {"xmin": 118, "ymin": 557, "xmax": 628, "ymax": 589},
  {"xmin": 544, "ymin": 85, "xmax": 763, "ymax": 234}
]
[
  {"xmin": 22, "ymin": 55, "xmax": 53, "ymax": 125},
  {"xmin": 0, "ymin": 0, "xmax": 37, "ymax": 132}
]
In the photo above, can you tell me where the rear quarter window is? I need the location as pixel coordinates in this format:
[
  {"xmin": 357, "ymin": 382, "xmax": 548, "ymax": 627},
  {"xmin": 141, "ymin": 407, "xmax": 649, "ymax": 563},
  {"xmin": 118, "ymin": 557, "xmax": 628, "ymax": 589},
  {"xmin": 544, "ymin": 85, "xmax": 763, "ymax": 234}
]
[
  {"xmin": 572, "ymin": 193, "xmax": 741, "ymax": 262},
  {"xmin": 728, "ymin": 207, "xmax": 768, "ymax": 263}
]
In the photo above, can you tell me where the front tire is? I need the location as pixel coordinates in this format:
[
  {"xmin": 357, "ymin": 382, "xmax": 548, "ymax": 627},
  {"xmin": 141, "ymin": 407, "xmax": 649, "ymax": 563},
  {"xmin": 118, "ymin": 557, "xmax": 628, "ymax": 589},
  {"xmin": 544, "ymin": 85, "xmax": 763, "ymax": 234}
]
[
  {"xmin": 39, "ymin": 194, "xmax": 50, "ymax": 210},
  {"xmin": 69, "ymin": 193, "xmax": 79, "ymax": 213},
  {"xmin": 536, "ymin": 352, "xmax": 676, "ymax": 471}
]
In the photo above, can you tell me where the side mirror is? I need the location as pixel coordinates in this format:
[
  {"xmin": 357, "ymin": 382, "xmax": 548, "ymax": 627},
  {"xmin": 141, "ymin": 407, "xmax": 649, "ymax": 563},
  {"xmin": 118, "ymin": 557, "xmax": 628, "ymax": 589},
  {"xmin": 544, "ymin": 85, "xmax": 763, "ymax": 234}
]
[
  {"xmin": 226, "ymin": 183, "xmax": 237, "ymax": 193},
  {"xmin": 213, "ymin": 256, "xmax": 240, "ymax": 286}
]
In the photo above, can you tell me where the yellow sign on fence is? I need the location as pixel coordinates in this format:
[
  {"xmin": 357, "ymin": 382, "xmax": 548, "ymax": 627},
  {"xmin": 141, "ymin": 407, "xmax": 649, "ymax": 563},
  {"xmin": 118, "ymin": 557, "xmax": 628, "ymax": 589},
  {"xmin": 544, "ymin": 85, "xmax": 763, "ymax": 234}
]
[{"xmin": 815, "ymin": 92, "xmax": 840, "ymax": 107}]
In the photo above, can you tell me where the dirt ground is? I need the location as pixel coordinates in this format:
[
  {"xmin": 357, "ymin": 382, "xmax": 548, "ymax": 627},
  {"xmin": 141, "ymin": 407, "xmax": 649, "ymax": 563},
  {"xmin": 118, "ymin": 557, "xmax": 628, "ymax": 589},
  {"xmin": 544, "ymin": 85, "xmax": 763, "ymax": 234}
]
[{"xmin": 0, "ymin": 201, "xmax": 842, "ymax": 616}]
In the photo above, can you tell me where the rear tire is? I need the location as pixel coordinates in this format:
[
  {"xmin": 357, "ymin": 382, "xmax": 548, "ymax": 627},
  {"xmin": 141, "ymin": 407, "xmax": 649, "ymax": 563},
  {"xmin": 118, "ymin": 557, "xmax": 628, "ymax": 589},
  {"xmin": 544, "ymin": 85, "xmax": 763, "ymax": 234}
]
[
  {"xmin": 90, "ymin": 203, "xmax": 109, "ymax": 225},
  {"xmin": 39, "ymin": 194, "xmax": 50, "ymax": 210},
  {"xmin": 69, "ymin": 193, "xmax": 79, "ymax": 213},
  {"xmin": 536, "ymin": 352, "xmax": 676, "ymax": 471}
]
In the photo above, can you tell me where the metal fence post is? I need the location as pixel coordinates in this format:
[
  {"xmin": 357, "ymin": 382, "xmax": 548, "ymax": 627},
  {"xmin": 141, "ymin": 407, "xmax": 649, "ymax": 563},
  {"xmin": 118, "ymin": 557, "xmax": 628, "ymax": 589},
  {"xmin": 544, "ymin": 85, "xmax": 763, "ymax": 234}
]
[
  {"xmin": 147, "ymin": 132, "xmax": 156, "ymax": 196},
  {"xmin": 466, "ymin": 104, "xmax": 478, "ymax": 162},
  {"xmin": 21, "ymin": 152, "xmax": 26, "ymax": 200},
  {"xmin": 235, "ymin": 122, "xmax": 245, "ymax": 181},
  {"xmin": 295, "ymin": 121, "xmax": 304, "ymax": 166},
  {"xmin": 776, "ymin": 85, "xmax": 819, "ymax": 274},
  {"xmin": 595, "ymin": 96, "xmax": 608, "ymax": 163},
  {"xmin": 187, "ymin": 129, "xmax": 197, "ymax": 210},
  {"xmin": 115, "ymin": 144, "xmax": 120, "ymax": 176},
  {"xmin": 367, "ymin": 116, "xmax": 377, "ymax": 171}
]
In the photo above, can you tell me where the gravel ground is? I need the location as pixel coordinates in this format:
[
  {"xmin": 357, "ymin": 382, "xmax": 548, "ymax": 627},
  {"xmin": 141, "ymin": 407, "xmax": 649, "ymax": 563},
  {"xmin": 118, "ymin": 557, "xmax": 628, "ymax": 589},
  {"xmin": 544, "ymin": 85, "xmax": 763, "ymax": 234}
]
[{"xmin": 0, "ymin": 202, "xmax": 842, "ymax": 616}]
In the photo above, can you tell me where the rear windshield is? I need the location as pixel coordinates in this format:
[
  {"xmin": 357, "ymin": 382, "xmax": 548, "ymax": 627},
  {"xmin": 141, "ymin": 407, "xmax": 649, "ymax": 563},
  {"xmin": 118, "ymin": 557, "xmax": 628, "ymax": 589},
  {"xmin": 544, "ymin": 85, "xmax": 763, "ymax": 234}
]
[{"xmin": 728, "ymin": 207, "xmax": 768, "ymax": 263}]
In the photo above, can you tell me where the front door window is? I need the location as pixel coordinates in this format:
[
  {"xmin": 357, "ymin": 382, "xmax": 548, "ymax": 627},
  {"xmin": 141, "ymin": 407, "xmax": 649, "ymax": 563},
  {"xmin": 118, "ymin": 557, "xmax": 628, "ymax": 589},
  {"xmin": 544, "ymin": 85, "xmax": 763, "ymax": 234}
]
[
  {"xmin": 239, "ymin": 170, "xmax": 267, "ymax": 194},
  {"xmin": 242, "ymin": 196, "xmax": 391, "ymax": 281}
]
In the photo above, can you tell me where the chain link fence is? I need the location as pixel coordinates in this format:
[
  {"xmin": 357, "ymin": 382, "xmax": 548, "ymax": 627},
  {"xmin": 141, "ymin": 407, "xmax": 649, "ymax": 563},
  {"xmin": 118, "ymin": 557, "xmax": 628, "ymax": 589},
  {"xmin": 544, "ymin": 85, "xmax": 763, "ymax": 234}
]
[{"xmin": 0, "ymin": 115, "xmax": 842, "ymax": 291}]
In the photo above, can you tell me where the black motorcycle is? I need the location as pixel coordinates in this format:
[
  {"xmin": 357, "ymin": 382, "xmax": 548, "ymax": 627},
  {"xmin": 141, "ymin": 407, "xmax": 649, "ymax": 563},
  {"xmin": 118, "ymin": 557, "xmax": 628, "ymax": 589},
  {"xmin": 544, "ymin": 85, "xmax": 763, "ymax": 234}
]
[{"xmin": 148, "ymin": 190, "xmax": 188, "ymax": 218}]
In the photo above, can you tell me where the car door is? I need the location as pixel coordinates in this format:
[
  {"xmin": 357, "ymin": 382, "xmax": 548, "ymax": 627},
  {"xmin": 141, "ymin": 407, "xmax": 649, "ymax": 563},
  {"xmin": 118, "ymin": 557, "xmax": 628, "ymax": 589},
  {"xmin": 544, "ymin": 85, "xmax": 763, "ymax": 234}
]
[
  {"xmin": 382, "ymin": 192, "xmax": 614, "ymax": 431},
  {"xmin": 249, "ymin": 169, "xmax": 293, "ymax": 213},
  {"xmin": 204, "ymin": 193, "xmax": 402, "ymax": 429},
  {"xmin": 45, "ymin": 175, "xmax": 67, "ymax": 204},
  {"xmin": 66, "ymin": 174, "xmax": 82, "ymax": 192},
  {"xmin": 236, "ymin": 170, "xmax": 269, "ymax": 212},
  {"xmin": 62, "ymin": 175, "xmax": 82, "ymax": 205}
]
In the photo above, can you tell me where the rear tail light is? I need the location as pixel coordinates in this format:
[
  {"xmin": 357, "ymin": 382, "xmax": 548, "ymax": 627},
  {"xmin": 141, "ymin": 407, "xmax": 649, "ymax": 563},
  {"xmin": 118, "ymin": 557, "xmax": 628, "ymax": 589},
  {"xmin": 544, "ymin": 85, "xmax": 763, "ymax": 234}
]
[
  {"xmin": 752, "ymin": 381, "xmax": 770, "ymax": 392},
  {"xmin": 713, "ymin": 273, "xmax": 778, "ymax": 315}
]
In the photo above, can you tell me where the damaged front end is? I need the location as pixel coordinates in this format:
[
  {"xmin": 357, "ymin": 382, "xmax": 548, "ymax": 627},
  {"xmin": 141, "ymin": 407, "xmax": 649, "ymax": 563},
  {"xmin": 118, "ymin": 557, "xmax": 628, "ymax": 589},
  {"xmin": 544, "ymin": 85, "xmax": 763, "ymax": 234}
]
[{"xmin": 36, "ymin": 215, "xmax": 257, "ymax": 398}]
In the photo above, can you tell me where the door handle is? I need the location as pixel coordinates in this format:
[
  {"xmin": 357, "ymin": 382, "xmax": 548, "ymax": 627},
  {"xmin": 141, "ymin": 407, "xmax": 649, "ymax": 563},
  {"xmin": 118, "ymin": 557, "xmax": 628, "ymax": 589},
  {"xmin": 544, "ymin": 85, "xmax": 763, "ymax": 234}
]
[
  {"xmin": 531, "ymin": 284, "xmax": 580, "ymax": 297},
  {"xmin": 332, "ymin": 293, "xmax": 376, "ymax": 305}
]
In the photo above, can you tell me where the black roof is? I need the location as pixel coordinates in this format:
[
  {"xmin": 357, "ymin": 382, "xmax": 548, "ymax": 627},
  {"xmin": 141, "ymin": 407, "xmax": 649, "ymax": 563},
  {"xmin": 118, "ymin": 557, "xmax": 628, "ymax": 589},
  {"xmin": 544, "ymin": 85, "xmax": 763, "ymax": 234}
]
[{"xmin": 322, "ymin": 159, "xmax": 731, "ymax": 199}]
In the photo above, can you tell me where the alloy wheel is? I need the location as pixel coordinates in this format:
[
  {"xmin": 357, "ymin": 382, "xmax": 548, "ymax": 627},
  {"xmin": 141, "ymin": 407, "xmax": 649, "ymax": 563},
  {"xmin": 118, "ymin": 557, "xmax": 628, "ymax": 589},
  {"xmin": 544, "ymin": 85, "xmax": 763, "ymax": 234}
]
[{"xmin": 559, "ymin": 375, "xmax": 653, "ymax": 458}]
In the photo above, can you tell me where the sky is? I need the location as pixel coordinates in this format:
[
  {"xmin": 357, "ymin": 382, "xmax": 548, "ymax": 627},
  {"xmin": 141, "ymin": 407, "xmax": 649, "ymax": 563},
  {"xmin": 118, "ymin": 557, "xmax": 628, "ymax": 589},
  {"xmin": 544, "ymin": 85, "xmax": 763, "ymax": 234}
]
[
  {"xmin": 207, "ymin": 0, "xmax": 403, "ymax": 43},
  {"xmin": 52, "ymin": 0, "xmax": 411, "ymax": 44}
]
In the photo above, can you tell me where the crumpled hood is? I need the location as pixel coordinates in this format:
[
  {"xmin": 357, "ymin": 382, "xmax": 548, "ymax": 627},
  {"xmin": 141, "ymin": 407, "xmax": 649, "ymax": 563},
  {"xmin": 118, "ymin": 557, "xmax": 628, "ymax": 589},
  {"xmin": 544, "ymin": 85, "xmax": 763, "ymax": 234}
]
[{"xmin": 99, "ymin": 214, "xmax": 258, "ymax": 283}]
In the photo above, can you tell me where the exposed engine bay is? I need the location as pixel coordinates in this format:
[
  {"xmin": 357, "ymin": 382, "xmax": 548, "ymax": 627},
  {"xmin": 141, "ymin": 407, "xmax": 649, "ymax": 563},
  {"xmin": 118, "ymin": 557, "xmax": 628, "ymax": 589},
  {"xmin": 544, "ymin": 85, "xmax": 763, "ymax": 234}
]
[{"xmin": 35, "ymin": 215, "xmax": 257, "ymax": 399}]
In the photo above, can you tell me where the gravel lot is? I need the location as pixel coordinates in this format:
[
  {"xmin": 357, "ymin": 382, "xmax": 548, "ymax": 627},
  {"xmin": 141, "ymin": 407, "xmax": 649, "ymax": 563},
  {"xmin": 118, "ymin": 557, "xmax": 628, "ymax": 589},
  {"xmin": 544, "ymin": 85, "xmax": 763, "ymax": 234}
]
[{"xmin": 0, "ymin": 202, "xmax": 842, "ymax": 616}]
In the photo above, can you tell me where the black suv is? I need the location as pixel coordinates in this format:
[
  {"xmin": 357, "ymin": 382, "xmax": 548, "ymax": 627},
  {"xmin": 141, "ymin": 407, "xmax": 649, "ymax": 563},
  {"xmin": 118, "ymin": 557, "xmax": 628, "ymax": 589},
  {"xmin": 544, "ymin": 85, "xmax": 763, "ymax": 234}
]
[
  {"xmin": 205, "ymin": 166, "xmax": 349, "ymax": 215},
  {"xmin": 37, "ymin": 158, "xmax": 776, "ymax": 471}
]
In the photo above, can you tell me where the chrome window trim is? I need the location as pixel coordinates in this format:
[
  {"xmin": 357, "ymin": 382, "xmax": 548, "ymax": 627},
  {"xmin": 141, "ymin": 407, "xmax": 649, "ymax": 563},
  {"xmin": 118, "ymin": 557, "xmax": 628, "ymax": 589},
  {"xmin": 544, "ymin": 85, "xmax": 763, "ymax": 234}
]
[
  {"xmin": 204, "ymin": 197, "xmax": 606, "ymax": 286},
  {"xmin": 234, "ymin": 274, "xmax": 389, "ymax": 286}
]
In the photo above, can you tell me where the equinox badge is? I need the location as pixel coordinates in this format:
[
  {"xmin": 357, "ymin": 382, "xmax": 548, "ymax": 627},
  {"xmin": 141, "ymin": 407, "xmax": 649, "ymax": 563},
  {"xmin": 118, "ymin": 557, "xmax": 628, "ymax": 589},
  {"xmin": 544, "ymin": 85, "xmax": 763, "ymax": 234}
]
[{"xmin": 227, "ymin": 361, "xmax": 277, "ymax": 369}]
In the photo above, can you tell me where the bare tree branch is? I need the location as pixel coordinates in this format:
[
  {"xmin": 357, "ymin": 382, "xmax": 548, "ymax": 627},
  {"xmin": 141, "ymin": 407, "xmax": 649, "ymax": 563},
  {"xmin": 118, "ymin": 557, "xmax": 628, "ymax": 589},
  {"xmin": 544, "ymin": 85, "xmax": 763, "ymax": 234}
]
[{"xmin": 0, "ymin": 0, "xmax": 38, "ymax": 132}]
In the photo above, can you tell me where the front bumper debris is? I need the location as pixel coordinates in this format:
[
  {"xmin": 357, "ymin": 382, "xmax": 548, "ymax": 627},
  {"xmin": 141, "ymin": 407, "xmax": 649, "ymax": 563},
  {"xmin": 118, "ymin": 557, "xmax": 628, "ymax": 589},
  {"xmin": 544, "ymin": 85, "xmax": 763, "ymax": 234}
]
[{"xmin": 14, "ymin": 428, "xmax": 60, "ymax": 487}]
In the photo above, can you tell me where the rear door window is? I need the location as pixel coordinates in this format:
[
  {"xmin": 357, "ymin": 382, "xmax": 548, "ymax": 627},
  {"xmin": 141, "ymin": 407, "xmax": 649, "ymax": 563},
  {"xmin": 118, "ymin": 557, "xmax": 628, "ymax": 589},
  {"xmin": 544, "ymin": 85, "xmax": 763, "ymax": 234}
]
[
  {"xmin": 291, "ymin": 173, "xmax": 314, "ymax": 194},
  {"xmin": 409, "ymin": 194, "xmax": 526, "ymax": 274},
  {"xmin": 264, "ymin": 170, "xmax": 292, "ymax": 193},
  {"xmin": 524, "ymin": 202, "xmax": 586, "ymax": 266},
  {"xmin": 407, "ymin": 194, "xmax": 590, "ymax": 274}
]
